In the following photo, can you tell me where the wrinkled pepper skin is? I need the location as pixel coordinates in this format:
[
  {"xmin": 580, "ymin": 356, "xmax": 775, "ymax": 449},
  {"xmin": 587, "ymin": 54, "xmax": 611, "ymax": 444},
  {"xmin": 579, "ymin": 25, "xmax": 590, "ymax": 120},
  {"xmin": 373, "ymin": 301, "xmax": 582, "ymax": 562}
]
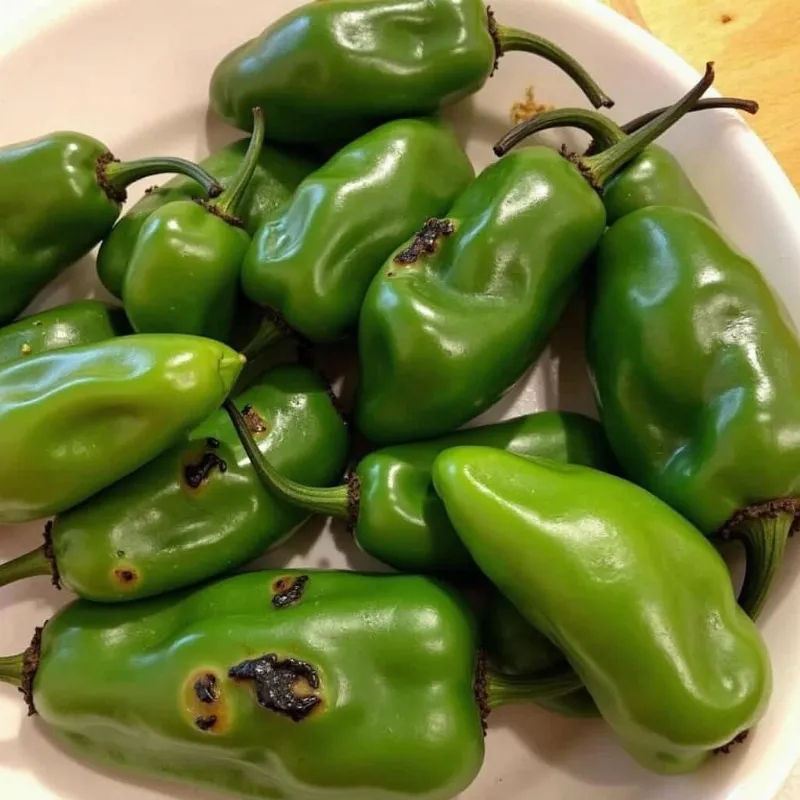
[
  {"xmin": 98, "ymin": 140, "xmax": 321, "ymax": 299},
  {"xmin": 49, "ymin": 366, "xmax": 349, "ymax": 602},
  {"xmin": 482, "ymin": 592, "xmax": 598, "ymax": 718},
  {"xmin": 0, "ymin": 132, "xmax": 219, "ymax": 325},
  {"xmin": 588, "ymin": 207, "xmax": 800, "ymax": 617},
  {"xmin": 241, "ymin": 119, "xmax": 474, "ymax": 343},
  {"xmin": 0, "ymin": 300, "xmax": 130, "ymax": 366},
  {"xmin": 0, "ymin": 334, "xmax": 243, "ymax": 523},
  {"xmin": 433, "ymin": 448, "xmax": 772, "ymax": 774},
  {"xmin": 355, "ymin": 147, "xmax": 606, "ymax": 443},
  {"xmin": 25, "ymin": 571, "xmax": 485, "ymax": 800}
]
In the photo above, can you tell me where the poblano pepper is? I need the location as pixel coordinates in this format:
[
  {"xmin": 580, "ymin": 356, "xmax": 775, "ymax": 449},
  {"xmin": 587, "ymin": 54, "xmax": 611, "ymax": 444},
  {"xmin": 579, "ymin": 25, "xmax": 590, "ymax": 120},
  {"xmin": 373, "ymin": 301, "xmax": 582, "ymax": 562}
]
[
  {"xmin": 433, "ymin": 448, "xmax": 772, "ymax": 774},
  {"xmin": 210, "ymin": 0, "xmax": 612, "ymax": 144},
  {"xmin": 0, "ymin": 300, "xmax": 130, "ymax": 367},
  {"xmin": 355, "ymin": 66, "xmax": 715, "ymax": 443},
  {"xmin": 0, "ymin": 334, "xmax": 244, "ymax": 523},
  {"xmin": 0, "ymin": 131, "xmax": 221, "ymax": 325},
  {"xmin": 123, "ymin": 110, "xmax": 265, "ymax": 343},
  {"xmin": 241, "ymin": 118, "xmax": 475, "ymax": 343},
  {"xmin": 588, "ymin": 205, "xmax": 800, "ymax": 620},
  {"xmin": 0, "ymin": 365, "xmax": 348, "ymax": 602},
  {"xmin": 0, "ymin": 570, "xmax": 579, "ymax": 800},
  {"xmin": 228, "ymin": 403, "xmax": 616, "ymax": 572},
  {"xmin": 97, "ymin": 137, "xmax": 321, "ymax": 299}
]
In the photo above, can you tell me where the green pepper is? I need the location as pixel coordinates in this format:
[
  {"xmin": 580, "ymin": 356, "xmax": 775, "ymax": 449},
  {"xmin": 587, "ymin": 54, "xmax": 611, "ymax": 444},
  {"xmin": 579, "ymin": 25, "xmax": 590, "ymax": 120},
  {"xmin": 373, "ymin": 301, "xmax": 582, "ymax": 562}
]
[
  {"xmin": 0, "ymin": 365, "xmax": 348, "ymax": 602},
  {"xmin": 228, "ymin": 403, "xmax": 617, "ymax": 572},
  {"xmin": 0, "ymin": 570, "xmax": 579, "ymax": 800},
  {"xmin": 0, "ymin": 300, "xmax": 130, "ymax": 366},
  {"xmin": 0, "ymin": 334, "xmax": 244, "ymax": 524},
  {"xmin": 587, "ymin": 205, "xmax": 800, "ymax": 620},
  {"xmin": 355, "ymin": 66, "xmax": 715, "ymax": 444},
  {"xmin": 121, "ymin": 110, "xmax": 265, "ymax": 343},
  {"xmin": 482, "ymin": 591, "xmax": 598, "ymax": 718},
  {"xmin": 241, "ymin": 118, "xmax": 474, "ymax": 343},
  {"xmin": 0, "ymin": 131, "xmax": 222, "ymax": 325},
  {"xmin": 209, "ymin": 0, "xmax": 612, "ymax": 145},
  {"xmin": 494, "ymin": 96, "xmax": 759, "ymax": 225},
  {"xmin": 433, "ymin": 448, "xmax": 772, "ymax": 773},
  {"xmin": 97, "ymin": 138, "xmax": 321, "ymax": 300}
]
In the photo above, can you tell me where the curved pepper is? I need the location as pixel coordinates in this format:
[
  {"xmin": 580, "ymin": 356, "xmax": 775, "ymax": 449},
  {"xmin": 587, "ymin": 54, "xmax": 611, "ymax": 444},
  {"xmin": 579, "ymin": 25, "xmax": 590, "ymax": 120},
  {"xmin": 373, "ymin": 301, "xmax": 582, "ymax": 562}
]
[
  {"xmin": 0, "ymin": 300, "xmax": 130, "ymax": 367},
  {"xmin": 0, "ymin": 131, "xmax": 221, "ymax": 325},
  {"xmin": 433, "ymin": 448, "xmax": 772, "ymax": 774},
  {"xmin": 482, "ymin": 591, "xmax": 598, "ymax": 718},
  {"xmin": 0, "ymin": 365, "xmax": 348, "ymax": 602},
  {"xmin": 0, "ymin": 570, "xmax": 580, "ymax": 800},
  {"xmin": 0, "ymin": 334, "xmax": 244, "ymax": 523},
  {"xmin": 241, "ymin": 118, "xmax": 475, "ymax": 343},
  {"xmin": 210, "ymin": 0, "xmax": 612, "ymax": 144},
  {"xmin": 97, "ymin": 139, "xmax": 321, "ymax": 299},
  {"xmin": 123, "ymin": 110, "xmax": 266, "ymax": 343},
  {"xmin": 588, "ymin": 206, "xmax": 800, "ymax": 619},
  {"xmin": 228, "ymin": 403, "xmax": 617, "ymax": 571},
  {"xmin": 355, "ymin": 66, "xmax": 715, "ymax": 444}
]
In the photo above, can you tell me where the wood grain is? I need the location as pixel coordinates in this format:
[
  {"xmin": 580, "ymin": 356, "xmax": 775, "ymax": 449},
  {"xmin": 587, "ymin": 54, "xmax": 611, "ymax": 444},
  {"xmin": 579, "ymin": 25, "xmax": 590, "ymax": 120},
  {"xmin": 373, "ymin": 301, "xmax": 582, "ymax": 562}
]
[{"xmin": 603, "ymin": 0, "xmax": 800, "ymax": 188}]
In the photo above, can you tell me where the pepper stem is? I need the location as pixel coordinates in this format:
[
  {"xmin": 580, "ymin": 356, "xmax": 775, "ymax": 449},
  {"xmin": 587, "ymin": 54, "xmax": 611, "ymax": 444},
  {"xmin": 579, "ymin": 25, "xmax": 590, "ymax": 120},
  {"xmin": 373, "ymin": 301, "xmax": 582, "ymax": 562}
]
[
  {"xmin": 494, "ymin": 24, "xmax": 613, "ymax": 110},
  {"xmin": 0, "ymin": 546, "xmax": 52, "ymax": 589},
  {"xmin": 240, "ymin": 315, "xmax": 287, "ymax": 362},
  {"xmin": 484, "ymin": 666, "xmax": 582, "ymax": 710},
  {"xmin": 621, "ymin": 97, "xmax": 759, "ymax": 135},
  {"xmin": 212, "ymin": 108, "xmax": 265, "ymax": 219},
  {"xmin": 721, "ymin": 502, "xmax": 798, "ymax": 620},
  {"xmin": 101, "ymin": 157, "xmax": 222, "ymax": 201},
  {"xmin": 224, "ymin": 400, "xmax": 350, "ymax": 519},
  {"xmin": 581, "ymin": 62, "xmax": 715, "ymax": 188},
  {"xmin": 0, "ymin": 653, "xmax": 24, "ymax": 688}
]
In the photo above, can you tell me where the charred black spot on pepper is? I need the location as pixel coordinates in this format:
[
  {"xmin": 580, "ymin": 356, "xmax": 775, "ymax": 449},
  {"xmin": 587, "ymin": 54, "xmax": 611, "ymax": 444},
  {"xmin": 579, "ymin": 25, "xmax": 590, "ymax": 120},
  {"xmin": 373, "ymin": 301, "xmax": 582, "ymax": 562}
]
[
  {"xmin": 194, "ymin": 673, "xmax": 218, "ymax": 704},
  {"xmin": 207, "ymin": 437, "xmax": 220, "ymax": 449},
  {"xmin": 184, "ymin": 451, "xmax": 228, "ymax": 489},
  {"xmin": 394, "ymin": 218, "xmax": 455, "ymax": 266},
  {"xmin": 115, "ymin": 568, "xmax": 137, "ymax": 584},
  {"xmin": 195, "ymin": 714, "xmax": 218, "ymax": 731},
  {"xmin": 242, "ymin": 405, "xmax": 268, "ymax": 433},
  {"xmin": 272, "ymin": 575, "xmax": 309, "ymax": 609},
  {"xmin": 116, "ymin": 550, "xmax": 125, "ymax": 558},
  {"xmin": 229, "ymin": 654, "xmax": 322, "ymax": 722}
]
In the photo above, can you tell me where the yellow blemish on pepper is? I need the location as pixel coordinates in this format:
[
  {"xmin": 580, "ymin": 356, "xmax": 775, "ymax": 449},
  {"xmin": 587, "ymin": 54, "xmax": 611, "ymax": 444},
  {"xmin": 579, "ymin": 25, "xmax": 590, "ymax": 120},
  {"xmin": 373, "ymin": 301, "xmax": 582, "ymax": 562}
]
[
  {"xmin": 183, "ymin": 669, "xmax": 230, "ymax": 734},
  {"xmin": 21, "ymin": 343, "xmax": 33, "ymax": 355}
]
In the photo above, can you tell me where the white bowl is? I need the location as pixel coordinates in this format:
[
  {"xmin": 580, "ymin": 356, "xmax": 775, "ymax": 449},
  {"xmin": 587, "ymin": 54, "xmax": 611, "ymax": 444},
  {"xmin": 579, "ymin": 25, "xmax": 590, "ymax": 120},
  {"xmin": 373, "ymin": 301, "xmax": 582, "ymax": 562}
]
[{"xmin": 1, "ymin": 0, "xmax": 799, "ymax": 798}]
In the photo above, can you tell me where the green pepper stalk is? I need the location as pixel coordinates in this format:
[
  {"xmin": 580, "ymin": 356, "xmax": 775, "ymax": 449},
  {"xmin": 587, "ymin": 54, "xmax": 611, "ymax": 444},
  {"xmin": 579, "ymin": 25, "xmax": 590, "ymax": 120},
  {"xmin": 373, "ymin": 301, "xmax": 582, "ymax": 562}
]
[
  {"xmin": 619, "ymin": 97, "xmax": 759, "ymax": 135},
  {"xmin": 122, "ymin": 109, "xmax": 266, "ymax": 343}
]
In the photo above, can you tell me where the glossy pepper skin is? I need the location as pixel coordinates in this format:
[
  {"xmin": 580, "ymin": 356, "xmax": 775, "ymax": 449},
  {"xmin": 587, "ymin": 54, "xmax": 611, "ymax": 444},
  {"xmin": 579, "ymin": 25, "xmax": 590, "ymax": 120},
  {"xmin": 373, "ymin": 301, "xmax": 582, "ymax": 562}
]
[
  {"xmin": 97, "ymin": 139, "xmax": 321, "ymax": 299},
  {"xmin": 241, "ymin": 118, "xmax": 474, "ymax": 343},
  {"xmin": 0, "ymin": 132, "xmax": 221, "ymax": 325},
  {"xmin": 228, "ymin": 406, "xmax": 617, "ymax": 572},
  {"xmin": 0, "ymin": 365, "xmax": 349, "ymax": 602},
  {"xmin": 0, "ymin": 300, "xmax": 130, "ymax": 366},
  {"xmin": 210, "ymin": 0, "xmax": 612, "ymax": 145},
  {"xmin": 355, "ymin": 67, "xmax": 715, "ymax": 444},
  {"xmin": 483, "ymin": 592, "xmax": 598, "ymax": 718},
  {"xmin": 123, "ymin": 111, "xmax": 267, "ymax": 343},
  {"xmin": 0, "ymin": 334, "xmax": 244, "ymax": 523},
  {"xmin": 588, "ymin": 206, "xmax": 800, "ymax": 619},
  {"xmin": 433, "ymin": 448, "xmax": 772, "ymax": 774},
  {"xmin": 0, "ymin": 571, "xmax": 579, "ymax": 800}
]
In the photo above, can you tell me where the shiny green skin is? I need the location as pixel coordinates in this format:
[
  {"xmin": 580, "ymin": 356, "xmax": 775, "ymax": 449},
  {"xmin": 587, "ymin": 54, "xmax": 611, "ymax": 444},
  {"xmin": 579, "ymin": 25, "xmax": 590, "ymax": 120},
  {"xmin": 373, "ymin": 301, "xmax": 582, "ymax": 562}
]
[
  {"xmin": 52, "ymin": 366, "xmax": 349, "ymax": 602},
  {"xmin": 602, "ymin": 145, "xmax": 711, "ymax": 225},
  {"xmin": 241, "ymin": 119, "xmax": 474, "ymax": 342},
  {"xmin": 0, "ymin": 334, "xmax": 243, "ymax": 523},
  {"xmin": 433, "ymin": 448, "xmax": 772, "ymax": 774},
  {"xmin": 356, "ymin": 411, "xmax": 618, "ymax": 572},
  {"xmin": 0, "ymin": 132, "xmax": 123, "ymax": 324},
  {"xmin": 482, "ymin": 592, "xmax": 598, "ymax": 718},
  {"xmin": 97, "ymin": 140, "xmax": 321, "ymax": 299},
  {"xmin": 123, "ymin": 201, "xmax": 250, "ymax": 341},
  {"xmin": 34, "ymin": 570, "xmax": 483, "ymax": 800},
  {"xmin": 210, "ymin": 0, "xmax": 495, "ymax": 144},
  {"xmin": 356, "ymin": 147, "xmax": 606, "ymax": 444},
  {"xmin": 588, "ymin": 206, "xmax": 800, "ymax": 534},
  {"xmin": 0, "ymin": 300, "xmax": 130, "ymax": 366}
]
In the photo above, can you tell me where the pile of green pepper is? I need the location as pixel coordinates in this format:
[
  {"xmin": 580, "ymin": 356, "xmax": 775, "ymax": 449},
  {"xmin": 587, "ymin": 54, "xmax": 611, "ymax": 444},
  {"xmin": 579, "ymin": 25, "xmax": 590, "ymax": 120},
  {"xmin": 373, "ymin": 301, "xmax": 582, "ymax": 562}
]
[{"xmin": 0, "ymin": 0, "xmax": 792, "ymax": 797}]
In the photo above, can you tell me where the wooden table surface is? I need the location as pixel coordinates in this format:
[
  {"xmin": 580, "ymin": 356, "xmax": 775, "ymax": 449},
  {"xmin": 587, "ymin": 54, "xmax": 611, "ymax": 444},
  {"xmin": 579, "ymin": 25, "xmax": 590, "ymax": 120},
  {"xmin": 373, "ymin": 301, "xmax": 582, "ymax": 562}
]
[{"xmin": 603, "ymin": 0, "xmax": 800, "ymax": 189}]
